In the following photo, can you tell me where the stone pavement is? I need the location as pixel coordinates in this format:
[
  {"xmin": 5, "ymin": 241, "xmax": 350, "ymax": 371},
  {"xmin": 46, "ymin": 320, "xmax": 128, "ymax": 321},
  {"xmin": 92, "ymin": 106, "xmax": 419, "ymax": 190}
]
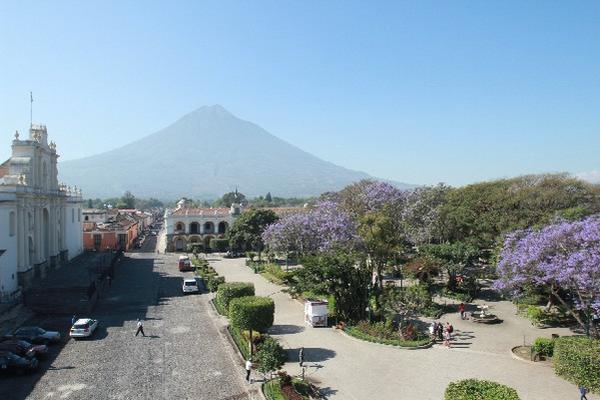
[{"xmin": 210, "ymin": 256, "xmax": 597, "ymax": 400}]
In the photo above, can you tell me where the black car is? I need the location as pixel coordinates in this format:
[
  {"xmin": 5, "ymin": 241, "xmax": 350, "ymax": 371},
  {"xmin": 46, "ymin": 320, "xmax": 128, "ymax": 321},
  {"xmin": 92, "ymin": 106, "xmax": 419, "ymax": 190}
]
[
  {"xmin": 0, "ymin": 339, "xmax": 48, "ymax": 359},
  {"xmin": 0, "ymin": 351, "xmax": 39, "ymax": 374},
  {"xmin": 5, "ymin": 327, "xmax": 61, "ymax": 345}
]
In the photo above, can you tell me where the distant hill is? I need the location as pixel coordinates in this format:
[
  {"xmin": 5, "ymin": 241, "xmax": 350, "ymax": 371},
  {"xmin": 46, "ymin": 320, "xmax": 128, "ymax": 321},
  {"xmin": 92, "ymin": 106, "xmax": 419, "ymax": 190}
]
[{"xmin": 59, "ymin": 105, "xmax": 414, "ymax": 199}]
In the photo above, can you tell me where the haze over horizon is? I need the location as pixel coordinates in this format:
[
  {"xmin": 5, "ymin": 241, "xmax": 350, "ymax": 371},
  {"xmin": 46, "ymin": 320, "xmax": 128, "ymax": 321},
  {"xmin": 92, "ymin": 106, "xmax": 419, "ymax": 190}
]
[{"xmin": 1, "ymin": 1, "xmax": 599, "ymax": 186}]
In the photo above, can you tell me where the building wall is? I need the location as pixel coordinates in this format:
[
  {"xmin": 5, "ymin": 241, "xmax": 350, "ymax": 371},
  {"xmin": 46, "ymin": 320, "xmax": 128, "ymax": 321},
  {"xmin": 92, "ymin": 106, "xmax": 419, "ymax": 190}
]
[
  {"xmin": 65, "ymin": 200, "xmax": 83, "ymax": 260},
  {"xmin": 0, "ymin": 202, "xmax": 19, "ymax": 299}
]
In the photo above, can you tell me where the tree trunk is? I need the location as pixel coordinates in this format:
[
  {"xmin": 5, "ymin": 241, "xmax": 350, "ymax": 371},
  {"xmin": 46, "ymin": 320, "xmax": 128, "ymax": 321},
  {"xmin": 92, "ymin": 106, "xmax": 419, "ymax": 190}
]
[{"xmin": 550, "ymin": 287, "xmax": 587, "ymax": 333}]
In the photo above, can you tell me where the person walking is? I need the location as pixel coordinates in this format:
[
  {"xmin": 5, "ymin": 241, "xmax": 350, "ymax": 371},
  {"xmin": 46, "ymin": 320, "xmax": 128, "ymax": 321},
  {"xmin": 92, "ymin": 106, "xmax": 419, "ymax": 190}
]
[
  {"xmin": 299, "ymin": 347, "xmax": 305, "ymax": 367},
  {"xmin": 459, "ymin": 303, "xmax": 466, "ymax": 320},
  {"xmin": 135, "ymin": 319, "xmax": 146, "ymax": 337},
  {"xmin": 245, "ymin": 358, "xmax": 253, "ymax": 383},
  {"xmin": 445, "ymin": 322, "xmax": 454, "ymax": 340},
  {"xmin": 579, "ymin": 385, "xmax": 588, "ymax": 400},
  {"xmin": 437, "ymin": 322, "xmax": 444, "ymax": 341},
  {"xmin": 443, "ymin": 329, "xmax": 451, "ymax": 348}
]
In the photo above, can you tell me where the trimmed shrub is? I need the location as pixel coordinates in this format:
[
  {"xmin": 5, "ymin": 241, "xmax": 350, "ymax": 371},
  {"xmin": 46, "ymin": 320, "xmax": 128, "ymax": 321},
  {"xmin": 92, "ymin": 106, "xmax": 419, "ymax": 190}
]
[
  {"xmin": 554, "ymin": 336, "xmax": 600, "ymax": 393},
  {"xmin": 210, "ymin": 238, "xmax": 229, "ymax": 252},
  {"xmin": 229, "ymin": 296, "xmax": 275, "ymax": 334},
  {"xmin": 533, "ymin": 337, "xmax": 554, "ymax": 357},
  {"xmin": 215, "ymin": 282, "xmax": 255, "ymax": 316},
  {"xmin": 207, "ymin": 276, "xmax": 225, "ymax": 292},
  {"xmin": 444, "ymin": 379, "xmax": 521, "ymax": 400}
]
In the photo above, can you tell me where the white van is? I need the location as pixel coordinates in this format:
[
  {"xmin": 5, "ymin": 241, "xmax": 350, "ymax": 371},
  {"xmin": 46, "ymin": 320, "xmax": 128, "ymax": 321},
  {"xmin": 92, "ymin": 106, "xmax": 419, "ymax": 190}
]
[{"xmin": 182, "ymin": 278, "xmax": 199, "ymax": 294}]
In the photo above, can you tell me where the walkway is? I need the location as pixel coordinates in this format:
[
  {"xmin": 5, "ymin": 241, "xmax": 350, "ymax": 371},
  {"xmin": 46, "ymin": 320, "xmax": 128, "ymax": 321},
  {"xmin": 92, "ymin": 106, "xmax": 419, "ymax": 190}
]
[{"xmin": 210, "ymin": 257, "xmax": 596, "ymax": 400}]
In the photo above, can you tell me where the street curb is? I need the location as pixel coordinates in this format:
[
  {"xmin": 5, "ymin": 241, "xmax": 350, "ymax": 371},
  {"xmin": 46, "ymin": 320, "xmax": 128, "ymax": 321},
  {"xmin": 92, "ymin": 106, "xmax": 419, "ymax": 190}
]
[
  {"xmin": 208, "ymin": 297, "xmax": 268, "ymax": 400},
  {"xmin": 338, "ymin": 328, "xmax": 434, "ymax": 350}
]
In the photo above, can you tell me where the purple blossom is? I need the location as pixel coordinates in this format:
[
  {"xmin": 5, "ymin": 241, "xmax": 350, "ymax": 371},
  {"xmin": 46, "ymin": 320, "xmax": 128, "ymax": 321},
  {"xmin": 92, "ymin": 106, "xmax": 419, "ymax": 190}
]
[
  {"xmin": 495, "ymin": 214, "xmax": 600, "ymax": 323},
  {"xmin": 263, "ymin": 201, "xmax": 359, "ymax": 253}
]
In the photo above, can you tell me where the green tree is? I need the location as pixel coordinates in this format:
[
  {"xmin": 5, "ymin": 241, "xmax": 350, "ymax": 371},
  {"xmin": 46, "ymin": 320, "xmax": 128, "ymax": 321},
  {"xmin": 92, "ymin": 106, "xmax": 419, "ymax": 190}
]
[
  {"xmin": 116, "ymin": 191, "xmax": 136, "ymax": 209},
  {"xmin": 229, "ymin": 296, "xmax": 275, "ymax": 354},
  {"xmin": 227, "ymin": 209, "xmax": 278, "ymax": 258},
  {"xmin": 87, "ymin": 199, "xmax": 93, "ymax": 208},
  {"xmin": 265, "ymin": 192, "xmax": 272, "ymax": 202},
  {"xmin": 422, "ymin": 242, "xmax": 479, "ymax": 291},
  {"xmin": 294, "ymin": 251, "xmax": 370, "ymax": 322},
  {"xmin": 255, "ymin": 337, "xmax": 286, "ymax": 378},
  {"xmin": 215, "ymin": 191, "xmax": 247, "ymax": 207}
]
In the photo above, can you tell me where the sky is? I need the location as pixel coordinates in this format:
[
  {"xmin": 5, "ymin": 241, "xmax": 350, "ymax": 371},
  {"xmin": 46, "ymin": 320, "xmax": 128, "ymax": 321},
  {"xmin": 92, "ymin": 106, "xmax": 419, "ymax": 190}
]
[{"xmin": 1, "ymin": 1, "xmax": 599, "ymax": 186}]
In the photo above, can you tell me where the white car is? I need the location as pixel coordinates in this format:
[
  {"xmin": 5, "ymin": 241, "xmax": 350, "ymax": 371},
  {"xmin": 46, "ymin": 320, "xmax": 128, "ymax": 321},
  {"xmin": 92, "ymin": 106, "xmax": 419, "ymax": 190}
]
[
  {"xmin": 182, "ymin": 278, "xmax": 199, "ymax": 294},
  {"xmin": 69, "ymin": 318, "xmax": 99, "ymax": 338}
]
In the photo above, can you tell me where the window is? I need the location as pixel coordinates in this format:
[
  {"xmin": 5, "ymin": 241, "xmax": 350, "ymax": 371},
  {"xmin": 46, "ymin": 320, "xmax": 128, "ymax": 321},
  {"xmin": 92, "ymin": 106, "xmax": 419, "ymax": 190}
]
[
  {"xmin": 118, "ymin": 234, "xmax": 127, "ymax": 247},
  {"xmin": 9, "ymin": 212, "xmax": 16, "ymax": 237},
  {"xmin": 85, "ymin": 216, "xmax": 89, "ymax": 221},
  {"xmin": 93, "ymin": 234, "xmax": 102, "ymax": 246}
]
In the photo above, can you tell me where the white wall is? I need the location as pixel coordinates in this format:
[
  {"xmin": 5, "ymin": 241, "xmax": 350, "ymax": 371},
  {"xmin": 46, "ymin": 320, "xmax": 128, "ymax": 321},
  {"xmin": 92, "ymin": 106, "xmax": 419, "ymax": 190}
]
[
  {"xmin": 65, "ymin": 201, "xmax": 83, "ymax": 259},
  {"xmin": 0, "ymin": 204, "xmax": 19, "ymax": 298}
]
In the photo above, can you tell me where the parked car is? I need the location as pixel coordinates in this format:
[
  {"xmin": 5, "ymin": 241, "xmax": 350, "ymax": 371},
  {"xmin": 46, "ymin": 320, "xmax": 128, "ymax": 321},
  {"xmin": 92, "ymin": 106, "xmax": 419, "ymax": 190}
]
[
  {"xmin": 0, "ymin": 339, "xmax": 48, "ymax": 359},
  {"xmin": 182, "ymin": 278, "xmax": 199, "ymax": 294},
  {"xmin": 178, "ymin": 256, "xmax": 193, "ymax": 272},
  {"xmin": 0, "ymin": 351, "xmax": 39, "ymax": 374},
  {"xmin": 5, "ymin": 327, "xmax": 61, "ymax": 345},
  {"xmin": 70, "ymin": 318, "xmax": 99, "ymax": 339}
]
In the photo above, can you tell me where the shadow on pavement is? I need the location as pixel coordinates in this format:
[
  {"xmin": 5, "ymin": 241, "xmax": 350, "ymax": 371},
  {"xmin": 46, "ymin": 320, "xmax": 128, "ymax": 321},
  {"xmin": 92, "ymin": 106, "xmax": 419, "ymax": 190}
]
[
  {"xmin": 269, "ymin": 324, "xmax": 305, "ymax": 335},
  {"xmin": 0, "ymin": 252, "xmax": 181, "ymax": 400},
  {"xmin": 286, "ymin": 347, "xmax": 336, "ymax": 363}
]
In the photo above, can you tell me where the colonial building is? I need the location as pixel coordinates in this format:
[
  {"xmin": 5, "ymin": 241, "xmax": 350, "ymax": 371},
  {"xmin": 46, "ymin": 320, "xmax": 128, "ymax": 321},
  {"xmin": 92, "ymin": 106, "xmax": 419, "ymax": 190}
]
[
  {"xmin": 165, "ymin": 199, "xmax": 241, "ymax": 251},
  {"xmin": 82, "ymin": 209, "xmax": 143, "ymax": 252},
  {"xmin": 0, "ymin": 125, "xmax": 83, "ymax": 301}
]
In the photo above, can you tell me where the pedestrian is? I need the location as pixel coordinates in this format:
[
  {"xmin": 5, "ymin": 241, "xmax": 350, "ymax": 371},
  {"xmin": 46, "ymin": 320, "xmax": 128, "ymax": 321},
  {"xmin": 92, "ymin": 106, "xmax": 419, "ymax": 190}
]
[
  {"xmin": 579, "ymin": 385, "xmax": 588, "ymax": 400},
  {"xmin": 437, "ymin": 322, "xmax": 444, "ymax": 341},
  {"xmin": 429, "ymin": 322, "xmax": 436, "ymax": 340},
  {"xmin": 459, "ymin": 303, "xmax": 465, "ymax": 320},
  {"xmin": 71, "ymin": 315, "xmax": 77, "ymax": 327},
  {"xmin": 245, "ymin": 358, "xmax": 253, "ymax": 382},
  {"xmin": 299, "ymin": 347, "xmax": 305, "ymax": 367},
  {"xmin": 107, "ymin": 275, "xmax": 112, "ymax": 288},
  {"xmin": 443, "ymin": 330, "xmax": 450, "ymax": 348},
  {"xmin": 135, "ymin": 318, "xmax": 146, "ymax": 337},
  {"xmin": 445, "ymin": 322, "xmax": 454, "ymax": 340}
]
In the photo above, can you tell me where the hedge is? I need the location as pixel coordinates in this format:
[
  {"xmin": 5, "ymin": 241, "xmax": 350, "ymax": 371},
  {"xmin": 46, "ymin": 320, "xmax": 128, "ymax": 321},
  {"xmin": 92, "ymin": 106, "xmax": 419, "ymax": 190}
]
[
  {"xmin": 210, "ymin": 238, "xmax": 229, "ymax": 252},
  {"xmin": 532, "ymin": 337, "xmax": 554, "ymax": 357},
  {"xmin": 207, "ymin": 276, "xmax": 225, "ymax": 292},
  {"xmin": 554, "ymin": 336, "xmax": 600, "ymax": 393},
  {"xmin": 215, "ymin": 282, "xmax": 255, "ymax": 316},
  {"xmin": 344, "ymin": 325, "xmax": 432, "ymax": 348},
  {"xmin": 444, "ymin": 379, "xmax": 520, "ymax": 400},
  {"xmin": 229, "ymin": 296, "xmax": 275, "ymax": 334}
]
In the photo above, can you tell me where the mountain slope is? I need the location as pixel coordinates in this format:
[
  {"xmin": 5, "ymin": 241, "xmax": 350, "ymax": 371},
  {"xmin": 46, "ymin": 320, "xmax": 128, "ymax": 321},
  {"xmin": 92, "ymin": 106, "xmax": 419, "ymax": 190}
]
[{"xmin": 59, "ymin": 105, "xmax": 413, "ymax": 199}]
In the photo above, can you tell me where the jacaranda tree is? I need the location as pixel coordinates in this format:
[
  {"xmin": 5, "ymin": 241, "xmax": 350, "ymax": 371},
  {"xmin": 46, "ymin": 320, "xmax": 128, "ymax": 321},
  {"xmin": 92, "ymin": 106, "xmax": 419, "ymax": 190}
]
[{"xmin": 495, "ymin": 215, "xmax": 600, "ymax": 337}]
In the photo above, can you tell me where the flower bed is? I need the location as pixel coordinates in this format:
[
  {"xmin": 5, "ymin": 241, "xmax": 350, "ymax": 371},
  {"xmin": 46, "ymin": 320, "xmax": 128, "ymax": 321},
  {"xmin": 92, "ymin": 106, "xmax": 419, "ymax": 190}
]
[
  {"xmin": 263, "ymin": 376, "xmax": 311, "ymax": 400},
  {"xmin": 344, "ymin": 321, "xmax": 432, "ymax": 348},
  {"xmin": 444, "ymin": 379, "xmax": 520, "ymax": 400}
]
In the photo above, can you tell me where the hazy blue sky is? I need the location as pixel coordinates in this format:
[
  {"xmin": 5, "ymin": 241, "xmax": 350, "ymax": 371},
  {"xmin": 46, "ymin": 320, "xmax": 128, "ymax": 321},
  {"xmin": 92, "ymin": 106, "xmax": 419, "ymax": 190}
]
[{"xmin": 1, "ymin": 1, "xmax": 599, "ymax": 186}]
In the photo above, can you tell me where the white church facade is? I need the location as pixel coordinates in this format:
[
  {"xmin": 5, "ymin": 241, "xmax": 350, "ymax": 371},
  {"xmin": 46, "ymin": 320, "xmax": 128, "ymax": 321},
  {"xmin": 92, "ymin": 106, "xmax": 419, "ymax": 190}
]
[{"xmin": 0, "ymin": 124, "xmax": 83, "ymax": 301}]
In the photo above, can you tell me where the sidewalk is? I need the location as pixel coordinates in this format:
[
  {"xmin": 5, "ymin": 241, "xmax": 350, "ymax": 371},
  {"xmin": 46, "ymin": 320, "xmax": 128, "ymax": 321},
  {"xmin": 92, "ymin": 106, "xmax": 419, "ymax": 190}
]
[{"xmin": 210, "ymin": 257, "xmax": 596, "ymax": 400}]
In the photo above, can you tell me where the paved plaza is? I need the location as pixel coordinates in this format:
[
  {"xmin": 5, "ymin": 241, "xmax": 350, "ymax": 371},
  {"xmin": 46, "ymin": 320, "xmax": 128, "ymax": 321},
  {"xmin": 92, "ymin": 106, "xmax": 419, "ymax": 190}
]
[{"xmin": 210, "ymin": 256, "xmax": 598, "ymax": 400}]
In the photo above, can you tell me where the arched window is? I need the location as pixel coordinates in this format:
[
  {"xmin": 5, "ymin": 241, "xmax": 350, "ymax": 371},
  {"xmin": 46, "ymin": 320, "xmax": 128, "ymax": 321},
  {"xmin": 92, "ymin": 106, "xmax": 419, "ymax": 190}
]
[
  {"xmin": 218, "ymin": 221, "xmax": 228, "ymax": 234},
  {"xmin": 203, "ymin": 221, "xmax": 214, "ymax": 234},
  {"xmin": 9, "ymin": 211, "xmax": 16, "ymax": 236},
  {"xmin": 190, "ymin": 222, "xmax": 200, "ymax": 234},
  {"xmin": 175, "ymin": 222, "xmax": 185, "ymax": 232}
]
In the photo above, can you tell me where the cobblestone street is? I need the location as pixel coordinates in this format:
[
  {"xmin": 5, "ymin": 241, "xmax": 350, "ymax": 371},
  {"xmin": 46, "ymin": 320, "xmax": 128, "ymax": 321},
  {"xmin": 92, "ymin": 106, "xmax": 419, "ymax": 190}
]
[{"xmin": 0, "ymin": 246, "xmax": 256, "ymax": 400}]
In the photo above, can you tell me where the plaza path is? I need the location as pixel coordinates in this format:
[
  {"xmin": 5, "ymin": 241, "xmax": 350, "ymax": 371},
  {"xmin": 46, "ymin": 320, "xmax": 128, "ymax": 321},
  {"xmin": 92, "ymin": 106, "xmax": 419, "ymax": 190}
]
[{"xmin": 210, "ymin": 257, "xmax": 597, "ymax": 400}]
